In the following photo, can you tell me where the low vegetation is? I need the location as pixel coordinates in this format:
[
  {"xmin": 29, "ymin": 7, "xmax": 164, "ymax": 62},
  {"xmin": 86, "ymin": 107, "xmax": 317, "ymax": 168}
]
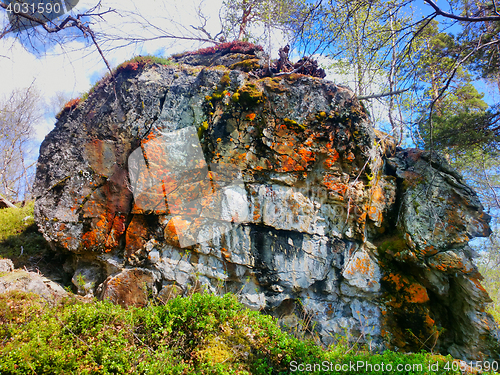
[
  {"xmin": 0, "ymin": 202, "xmax": 53, "ymax": 268},
  {"xmin": 0, "ymin": 291, "xmax": 483, "ymax": 375},
  {"xmin": 478, "ymin": 243, "xmax": 500, "ymax": 325},
  {"xmin": 0, "ymin": 204, "xmax": 498, "ymax": 374}
]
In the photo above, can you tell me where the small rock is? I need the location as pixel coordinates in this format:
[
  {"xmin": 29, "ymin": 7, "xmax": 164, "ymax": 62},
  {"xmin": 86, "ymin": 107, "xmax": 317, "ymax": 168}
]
[
  {"xmin": 98, "ymin": 268, "xmax": 155, "ymax": 307},
  {"xmin": 0, "ymin": 259, "xmax": 14, "ymax": 273},
  {"xmin": 157, "ymin": 284, "xmax": 184, "ymax": 303}
]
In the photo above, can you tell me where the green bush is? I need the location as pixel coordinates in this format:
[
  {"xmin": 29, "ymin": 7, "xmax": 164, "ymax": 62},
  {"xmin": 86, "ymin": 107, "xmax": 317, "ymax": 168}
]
[{"xmin": 1, "ymin": 291, "xmax": 493, "ymax": 375}]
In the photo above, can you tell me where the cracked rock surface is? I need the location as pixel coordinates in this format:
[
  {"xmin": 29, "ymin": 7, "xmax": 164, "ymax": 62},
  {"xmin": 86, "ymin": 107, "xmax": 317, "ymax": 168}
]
[{"xmin": 34, "ymin": 49, "xmax": 499, "ymax": 360}]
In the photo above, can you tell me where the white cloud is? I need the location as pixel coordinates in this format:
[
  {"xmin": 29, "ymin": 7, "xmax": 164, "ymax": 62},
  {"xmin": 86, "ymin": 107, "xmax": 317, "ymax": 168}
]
[{"xmin": 0, "ymin": 0, "xmax": 228, "ymax": 142}]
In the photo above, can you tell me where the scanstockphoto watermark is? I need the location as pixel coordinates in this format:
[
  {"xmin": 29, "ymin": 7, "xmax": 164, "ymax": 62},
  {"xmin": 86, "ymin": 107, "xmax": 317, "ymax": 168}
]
[
  {"xmin": 2, "ymin": 0, "xmax": 79, "ymax": 32},
  {"xmin": 289, "ymin": 360, "xmax": 487, "ymax": 373},
  {"xmin": 290, "ymin": 361, "xmax": 420, "ymax": 373}
]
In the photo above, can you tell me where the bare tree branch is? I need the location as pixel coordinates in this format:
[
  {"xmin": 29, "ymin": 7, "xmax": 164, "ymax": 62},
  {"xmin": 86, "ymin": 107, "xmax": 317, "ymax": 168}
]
[
  {"xmin": 482, "ymin": 155, "xmax": 500, "ymax": 210},
  {"xmin": 423, "ymin": 0, "xmax": 500, "ymax": 22}
]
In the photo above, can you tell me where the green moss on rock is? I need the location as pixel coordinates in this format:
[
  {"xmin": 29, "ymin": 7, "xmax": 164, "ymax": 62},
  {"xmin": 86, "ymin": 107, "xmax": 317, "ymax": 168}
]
[
  {"xmin": 236, "ymin": 83, "xmax": 265, "ymax": 107},
  {"xmin": 229, "ymin": 59, "xmax": 261, "ymax": 72}
]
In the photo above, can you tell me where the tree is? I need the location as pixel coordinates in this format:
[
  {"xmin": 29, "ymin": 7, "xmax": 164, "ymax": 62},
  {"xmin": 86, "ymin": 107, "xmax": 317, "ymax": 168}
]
[
  {"xmin": 412, "ymin": 21, "xmax": 496, "ymax": 149},
  {"xmin": 422, "ymin": 0, "xmax": 500, "ymax": 89},
  {"xmin": 0, "ymin": 85, "xmax": 43, "ymax": 202},
  {"xmin": 290, "ymin": 0, "xmax": 417, "ymax": 142},
  {"xmin": 411, "ymin": 20, "xmax": 500, "ymax": 217},
  {"xmin": 221, "ymin": 0, "xmax": 307, "ymax": 54},
  {"xmin": 286, "ymin": 0, "xmax": 500, "ymax": 142}
]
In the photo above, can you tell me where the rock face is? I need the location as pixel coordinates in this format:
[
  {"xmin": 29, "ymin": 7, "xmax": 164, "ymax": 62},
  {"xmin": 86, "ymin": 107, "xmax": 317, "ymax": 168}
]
[{"xmin": 34, "ymin": 45, "xmax": 499, "ymax": 360}]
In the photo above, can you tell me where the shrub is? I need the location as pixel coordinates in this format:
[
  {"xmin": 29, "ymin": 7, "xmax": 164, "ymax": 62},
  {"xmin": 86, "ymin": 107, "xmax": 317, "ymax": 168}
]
[
  {"xmin": 115, "ymin": 55, "xmax": 174, "ymax": 74},
  {"xmin": 176, "ymin": 40, "xmax": 263, "ymax": 57},
  {"xmin": 0, "ymin": 291, "xmax": 489, "ymax": 374}
]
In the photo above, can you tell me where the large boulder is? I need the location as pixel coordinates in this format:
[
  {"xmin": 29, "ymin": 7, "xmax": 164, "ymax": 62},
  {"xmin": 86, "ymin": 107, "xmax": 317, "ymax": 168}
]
[
  {"xmin": 0, "ymin": 262, "xmax": 67, "ymax": 303},
  {"xmin": 33, "ymin": 44, "xmax": 499, "ymax": 360}
]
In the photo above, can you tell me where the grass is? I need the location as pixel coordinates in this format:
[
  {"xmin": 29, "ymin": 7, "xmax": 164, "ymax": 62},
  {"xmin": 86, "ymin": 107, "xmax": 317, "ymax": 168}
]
[
  {"xmin": 0, "ymin": 202, "xmax": 53, "ymax": 269},
  {"xmin": 0, "ymin": 201, "xmax": 35, "ymax": 241}
]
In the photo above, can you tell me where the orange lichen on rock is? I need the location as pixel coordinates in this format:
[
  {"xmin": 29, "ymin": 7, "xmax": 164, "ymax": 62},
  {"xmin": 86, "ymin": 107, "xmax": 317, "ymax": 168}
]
[
  {"xmin": 81, "ymin": 212, "xmax": 127, "ymax": 252},
  {"xmin": 276, "ymin": 154, "xmax": 304, "ymax": 172},
  {"xmin": 81, "ymin": 214, "xmax": 107, "ymax": 249},
  {"xmin": 470, "ymin": 276, "xmax": 490, "ymax": 295},
  {"xmin": 125, "ymin": 215, "xmax": 149, "ymax": 257},
  {"xmin": 380, "ymin": 267, "xmax": 439, "ymax": 352},
  {"xmin": 163, "ymin": 216, "xmax": 191, "ymax": 247},
  {"xmin": 322, "ymin": 174, "xmax": 348, "ymax": 198},
  {"xmin": 424, "ymin": 313, "xmax": 435, "ymax": 327},
  {"xmin": 132, "ymin": 183, "xmax": 168, "ymax": 214},
  {"xmin": 297, "ymin": 147, "xmax": 315, "ymax": 164},
  {"xmin": 427, "ymin": 251, "xmax": 477, "ymax": 274},
  {"xmin": 366, "ymin": 205, "xmax": 382, "ymax": 223},
  {"xmin": 383, "ymin": 272, "xmax": 429, "ymax": 304},
  {"xmin": 351, "ymin": 256, "xmax": 373, "ymax": 277},
  {"xmin": 323, "ymin": 149, "xmax": 340, "ymax": 169},
  {"xmin": 405, "ymin": 283, "xmax": 430, "ymax": 304},
  {"xmin": 421, "ymin": 245, "xmax": 438, "ymax": 257},
  {"xmin": 345, "ymin": 151, "xmax": 355, "ymax": 162}
]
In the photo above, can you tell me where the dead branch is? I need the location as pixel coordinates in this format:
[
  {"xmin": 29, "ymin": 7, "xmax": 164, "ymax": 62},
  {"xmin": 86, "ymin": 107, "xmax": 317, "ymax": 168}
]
[
  {"xmin": 357, "ymin": 88, "xmax": 410, "ymax": 100},
  {"xmin": 0, "ymin": 192, "xmax": 16, "ymax": 208}
]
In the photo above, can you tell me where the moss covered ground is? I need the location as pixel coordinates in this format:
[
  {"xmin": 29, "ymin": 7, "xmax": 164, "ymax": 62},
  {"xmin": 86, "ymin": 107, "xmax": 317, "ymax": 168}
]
[{"xmin": 0, "ymin": 291, "xmax": 483, "ymax": 375}]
